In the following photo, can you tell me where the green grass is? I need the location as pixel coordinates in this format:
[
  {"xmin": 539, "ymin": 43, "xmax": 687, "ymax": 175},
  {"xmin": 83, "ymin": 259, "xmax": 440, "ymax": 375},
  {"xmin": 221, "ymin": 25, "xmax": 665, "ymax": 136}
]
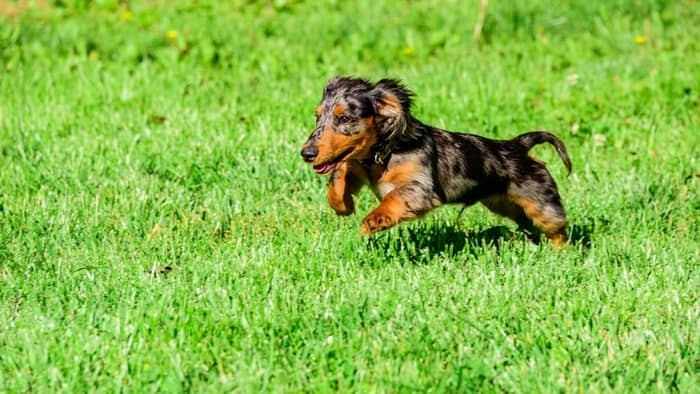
[{"xmin": 1, "ymin": 0, "xmax": 698, "ymax": 392}]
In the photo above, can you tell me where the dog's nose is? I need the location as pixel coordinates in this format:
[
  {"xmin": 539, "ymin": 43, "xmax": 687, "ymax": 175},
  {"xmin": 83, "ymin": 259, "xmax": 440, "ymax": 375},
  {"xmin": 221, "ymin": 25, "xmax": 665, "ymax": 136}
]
[{"xmin": 300, "ymin": 146, "xmax": 318, "ymax": 162}]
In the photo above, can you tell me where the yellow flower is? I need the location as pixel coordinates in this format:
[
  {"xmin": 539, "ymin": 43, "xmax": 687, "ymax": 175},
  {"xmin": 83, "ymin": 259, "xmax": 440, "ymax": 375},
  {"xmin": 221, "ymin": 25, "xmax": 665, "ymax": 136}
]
[
  {"xmin": 634, "ymin": 35, "xmax": 647, "ymax": 45},
  {"xmin": 121, "ymin": 10, "xmax": 133, "ymax": 21},
  {"xmin": 166, "ymin": 30, "xmax": 178, "ymax": 41},
  {"xmin": 402, "ymin": 47, "xmax": 415, "ymax": 56}
]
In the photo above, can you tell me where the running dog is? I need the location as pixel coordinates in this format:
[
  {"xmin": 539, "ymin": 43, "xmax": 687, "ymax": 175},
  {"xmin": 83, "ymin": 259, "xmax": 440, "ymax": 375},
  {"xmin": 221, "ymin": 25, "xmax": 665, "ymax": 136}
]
[{"xmin": 300, "ymin": 76, "xmax": 572, "ymax": 247}]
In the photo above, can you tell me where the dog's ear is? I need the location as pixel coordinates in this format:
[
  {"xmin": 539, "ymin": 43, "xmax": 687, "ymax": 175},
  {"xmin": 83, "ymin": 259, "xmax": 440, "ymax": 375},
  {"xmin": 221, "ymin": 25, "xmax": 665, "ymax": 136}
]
[{"xmin": 369, "ymin": 79, "xmax": 414, "ymax": 139}]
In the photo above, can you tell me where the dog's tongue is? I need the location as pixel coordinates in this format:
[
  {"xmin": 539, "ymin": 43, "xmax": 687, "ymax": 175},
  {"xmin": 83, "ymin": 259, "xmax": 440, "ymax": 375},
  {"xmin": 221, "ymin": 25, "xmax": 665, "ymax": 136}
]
[{"xmin": 313, "ymin": 163, "xmax": 336, "ymax": 175}]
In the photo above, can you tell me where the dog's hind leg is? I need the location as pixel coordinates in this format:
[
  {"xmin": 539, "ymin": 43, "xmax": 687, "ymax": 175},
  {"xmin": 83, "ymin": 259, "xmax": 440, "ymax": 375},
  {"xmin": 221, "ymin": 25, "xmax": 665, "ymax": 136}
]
[
  {"xmin": 480, "ymin": 194, "xmax": 540, "ymax": 244},
  {"xmin": 506, "ymin": 191, "xmax": 568, "ymax": 248},
  {"xmin": 503, "ymin": 162, "xmax": 568, "ymax": 248}
]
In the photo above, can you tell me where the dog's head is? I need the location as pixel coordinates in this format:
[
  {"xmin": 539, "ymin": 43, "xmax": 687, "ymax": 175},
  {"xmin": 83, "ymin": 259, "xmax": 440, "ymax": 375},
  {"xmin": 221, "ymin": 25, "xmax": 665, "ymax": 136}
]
[{"xmin": 300, "ymin": 76, "xmax": 414, "ymax": 174}]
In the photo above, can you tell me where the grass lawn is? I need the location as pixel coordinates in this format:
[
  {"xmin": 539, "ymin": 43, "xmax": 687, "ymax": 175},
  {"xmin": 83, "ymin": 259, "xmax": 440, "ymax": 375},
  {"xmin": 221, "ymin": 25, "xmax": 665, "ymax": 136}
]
[{"xmin": 0, "ymin": 0, "xmax": 698, "ymax": 391}]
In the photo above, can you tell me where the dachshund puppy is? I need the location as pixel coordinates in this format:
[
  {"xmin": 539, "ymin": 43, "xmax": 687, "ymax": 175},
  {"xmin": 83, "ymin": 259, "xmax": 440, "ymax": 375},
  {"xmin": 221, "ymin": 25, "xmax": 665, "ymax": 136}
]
[{"xmin": 300, "ymin": 77, "xmax": 571, "ymax": 247}]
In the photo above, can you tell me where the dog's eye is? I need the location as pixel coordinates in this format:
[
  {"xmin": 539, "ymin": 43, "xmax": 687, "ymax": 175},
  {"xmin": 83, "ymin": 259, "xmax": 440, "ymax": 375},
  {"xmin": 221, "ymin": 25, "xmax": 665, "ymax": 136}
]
[{"xmin": 337, "ymin": 115, "xmax": 351, "ymax": 124}]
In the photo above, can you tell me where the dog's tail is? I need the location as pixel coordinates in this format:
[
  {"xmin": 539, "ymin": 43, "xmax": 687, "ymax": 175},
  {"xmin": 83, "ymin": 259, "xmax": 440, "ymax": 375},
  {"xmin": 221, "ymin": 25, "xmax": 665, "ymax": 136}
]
[{"xmin": 515, "ymin": 131, "xmax": 572, "ymax": 174}]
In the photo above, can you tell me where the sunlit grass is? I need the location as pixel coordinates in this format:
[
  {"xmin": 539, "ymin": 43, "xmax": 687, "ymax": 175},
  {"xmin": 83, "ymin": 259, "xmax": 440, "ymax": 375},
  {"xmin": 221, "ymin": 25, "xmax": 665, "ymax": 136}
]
[{"xmin": 0, "ymin": 0, "xmax": 698, "ymax": 391}]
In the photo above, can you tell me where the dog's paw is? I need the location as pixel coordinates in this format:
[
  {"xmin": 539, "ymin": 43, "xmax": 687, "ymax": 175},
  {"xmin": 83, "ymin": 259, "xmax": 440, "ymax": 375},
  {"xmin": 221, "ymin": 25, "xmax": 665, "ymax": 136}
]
[{"xmin": 360, "ymin": 211, "xmax": 396, "ymax": 235}]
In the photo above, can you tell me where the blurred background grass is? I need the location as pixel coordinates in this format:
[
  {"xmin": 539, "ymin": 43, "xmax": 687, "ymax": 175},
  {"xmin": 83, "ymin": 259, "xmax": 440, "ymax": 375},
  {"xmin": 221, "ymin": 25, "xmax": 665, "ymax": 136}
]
[{"xmin": 0, "ymin": 0, "xmax": 698, "ymax": 391}]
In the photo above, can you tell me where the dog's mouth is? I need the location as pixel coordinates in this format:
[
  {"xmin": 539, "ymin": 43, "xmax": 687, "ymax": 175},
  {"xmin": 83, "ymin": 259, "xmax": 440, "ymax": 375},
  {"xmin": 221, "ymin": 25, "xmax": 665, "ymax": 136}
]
[
  {"xmin": 312, "ymin": 148, "xmax": 354, "ymax": 175},
  {"xmin": 313, "ymin": 162, "xmax": 337, "ymax": 175}
]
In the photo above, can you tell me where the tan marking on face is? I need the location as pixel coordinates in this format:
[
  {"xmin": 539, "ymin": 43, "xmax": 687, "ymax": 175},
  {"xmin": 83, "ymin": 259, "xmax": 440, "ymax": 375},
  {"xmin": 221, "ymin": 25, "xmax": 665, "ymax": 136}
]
[
  {"xmin": 314, "ymin": 129, "xmax": 356, "ymax": 166},
  {"xmin": 315, "ymin": 105, "xmax": 322, "ymax": 117},
  {"xmin": 333, "ymin": 104, "xmax": 346, "ymax": 116},
  {"xmin": 313, "ymin": 117, "xmax": 377, "ymax": 166}
]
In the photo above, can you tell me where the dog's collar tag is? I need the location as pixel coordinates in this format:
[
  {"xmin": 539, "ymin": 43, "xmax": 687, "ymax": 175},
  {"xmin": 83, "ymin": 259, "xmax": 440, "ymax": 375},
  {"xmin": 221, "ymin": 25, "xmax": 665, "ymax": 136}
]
[
  {"xmin": 370, "ymin": 142, "xmax": 393, "ymax": 166},
  {"xmin": 374, "ymin": 151, "xmax": 385, "ymax": 165}
]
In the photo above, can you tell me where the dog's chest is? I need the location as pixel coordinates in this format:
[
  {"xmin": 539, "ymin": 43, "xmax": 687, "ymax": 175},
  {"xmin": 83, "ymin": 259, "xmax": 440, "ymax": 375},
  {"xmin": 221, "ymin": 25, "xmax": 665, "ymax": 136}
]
[
  {"xmin": 367, "ymin": 164, "xmax": 394, "ymax": 199},
  {"xmin": 371, "ymin": 181, "xmax": 396, "ymax": 199},
  {"xmin": 367, "ymin": 160, "xmax": 433, "ymax": 200}
]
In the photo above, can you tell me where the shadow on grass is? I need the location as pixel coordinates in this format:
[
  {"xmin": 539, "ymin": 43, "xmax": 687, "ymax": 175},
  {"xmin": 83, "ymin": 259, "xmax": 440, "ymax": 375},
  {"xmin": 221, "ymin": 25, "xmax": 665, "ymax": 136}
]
[
  {"xmin": 568, "ymin": 221, "xmax": 594, "ymax": 249},
  {"xmin": 363, "ymin": 219, "xmax": 595, "ymax": 264},
  {"xmin": 363, "ymin": 223, "xmax": 516, "ymax": 264}
]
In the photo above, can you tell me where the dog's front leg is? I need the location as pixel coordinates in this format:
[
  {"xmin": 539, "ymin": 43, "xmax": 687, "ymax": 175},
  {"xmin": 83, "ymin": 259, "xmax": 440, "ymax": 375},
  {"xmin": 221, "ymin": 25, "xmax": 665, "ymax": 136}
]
[
  {"xmin": 360, "ymin": 185, "xmax": 434, "ymax": 235},
  {"xmin": 327, "ymin": 161, "xmax": 365, "ymax": 215}
]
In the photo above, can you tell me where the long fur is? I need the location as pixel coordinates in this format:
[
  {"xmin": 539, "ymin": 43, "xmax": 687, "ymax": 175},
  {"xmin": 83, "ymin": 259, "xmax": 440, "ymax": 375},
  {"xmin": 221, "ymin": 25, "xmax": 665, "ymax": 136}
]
[{"xmin": 301, "ymin": 76, "xmax": 572, "ymax": 247}]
